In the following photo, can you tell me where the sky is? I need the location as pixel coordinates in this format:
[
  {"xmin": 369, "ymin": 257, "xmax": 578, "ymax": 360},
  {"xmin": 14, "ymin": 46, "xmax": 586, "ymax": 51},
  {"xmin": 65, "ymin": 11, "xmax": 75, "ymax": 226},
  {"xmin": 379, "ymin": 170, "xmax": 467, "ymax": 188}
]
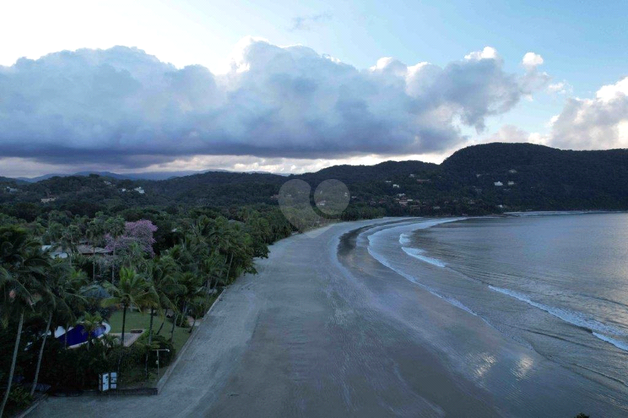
[{"xmin": 1, "ymin": 0, "xmax": 627, "ymax": 177}]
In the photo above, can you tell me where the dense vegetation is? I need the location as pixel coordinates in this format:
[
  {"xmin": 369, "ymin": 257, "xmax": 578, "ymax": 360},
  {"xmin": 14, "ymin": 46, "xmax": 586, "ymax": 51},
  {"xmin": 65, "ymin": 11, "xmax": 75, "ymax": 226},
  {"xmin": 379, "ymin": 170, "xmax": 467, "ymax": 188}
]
[
  {"xmin": 0, "ymin": 205, "xmax": 294, "ymax": 416},
  {"xmin": 3, "ymin": 143, "xmax": 628, "ymax": 221}
]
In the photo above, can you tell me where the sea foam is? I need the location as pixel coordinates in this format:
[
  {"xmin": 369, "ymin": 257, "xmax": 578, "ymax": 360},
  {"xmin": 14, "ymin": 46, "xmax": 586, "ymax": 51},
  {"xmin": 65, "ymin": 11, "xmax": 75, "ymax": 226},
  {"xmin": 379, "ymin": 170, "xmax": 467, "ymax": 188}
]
[
  {"xmin": 592, "ymin": 333, "xmax": 628, "ymax": 352},
  {"xmin": 489, "ymin": 286, "xmax": 625, "ymax": 338},
  {"xmin": 399, "ymin": 233, "xmax": 412, "ymax": 245},
  {"xmin": 402, "ymin": 247, "xmax": 446, "ymax": 268},
  {"xmin": 367, "ymin": 242, "xmax": 476, "ymax": 316}
]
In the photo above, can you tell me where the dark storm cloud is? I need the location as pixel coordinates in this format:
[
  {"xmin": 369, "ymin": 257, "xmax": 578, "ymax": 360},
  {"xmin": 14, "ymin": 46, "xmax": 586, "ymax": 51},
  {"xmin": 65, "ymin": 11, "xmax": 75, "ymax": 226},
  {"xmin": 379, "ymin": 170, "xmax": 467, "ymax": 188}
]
[{"xmin": 0, "ymin": 40, "xmax": 548, "ymax": 169}]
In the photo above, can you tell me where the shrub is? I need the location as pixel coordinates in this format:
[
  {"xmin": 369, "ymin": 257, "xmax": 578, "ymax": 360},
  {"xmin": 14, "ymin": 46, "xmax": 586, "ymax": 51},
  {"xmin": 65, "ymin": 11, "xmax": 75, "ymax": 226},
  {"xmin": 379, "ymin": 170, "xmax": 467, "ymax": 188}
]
[{"xmin": 1, "ymin": 385, "xmax": 34, "ymax": 414}]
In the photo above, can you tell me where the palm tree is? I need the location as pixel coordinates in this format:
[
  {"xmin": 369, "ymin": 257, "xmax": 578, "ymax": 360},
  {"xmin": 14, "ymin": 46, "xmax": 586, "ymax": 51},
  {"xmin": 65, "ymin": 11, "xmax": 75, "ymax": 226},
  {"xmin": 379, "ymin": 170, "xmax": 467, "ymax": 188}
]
[
  {"xmin": 202, "ymin": 251, "xmax": 226, "ymax": 292},
  {"xmin": 87, "ymin": 216, "xmax": 105, "ymax": 280},
  {"xmin": 142, "ymin": 258, "xmax": 178, "ymax": 378},
  {"xmin": 175, "ymin": 272, "xmax": 203, "ymax": 331},
  {"xmin": 57, "ymin": 267, "xmax": 90, "ymax": 348},
  {"xmin": 0, "ymin": 226, "xmax": 49, "ymax": 418},
  {"xmin": 122, "ymin": 242, "xmax": 147, "ymax": 271},
  {"xmin": 30, "ymin": 262, "xmax": 87, "ymax": 396},
  {"xmin": 29, "ymin": 284, "xmax": 58, "ymax": 396},
  {"xmin": 43, "ymin": 222, "xmax": 64, "ymax": 247},
  {"xmin": 145, "ymin": 257, "xmax": 180, "ymax": 342},
  {"xmin": 105, "ymin": 216, "xmax": 125, "ymax": 283},
  {"xmin": 102, "ymin": 267, "xmax": 150, "ymax": 346},
  {"xmin": 187, "ymin": 296, "xmax": 206, "ymax": 334},
  {"xmin": 153, "ymin": 264, "xmax": 184, "ymax": 336},
  {"xmin": 59, "ymin": 224, "xmax": 81, "ymax": 264},
  {"xmin": 82, "ymin": 312, "xmax": 103, "ymax": 349}
]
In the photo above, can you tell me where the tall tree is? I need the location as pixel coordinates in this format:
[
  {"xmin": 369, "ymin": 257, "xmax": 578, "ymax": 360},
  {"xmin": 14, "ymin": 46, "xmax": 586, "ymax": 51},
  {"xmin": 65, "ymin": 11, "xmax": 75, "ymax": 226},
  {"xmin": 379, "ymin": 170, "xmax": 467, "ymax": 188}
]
[
  {"xmin": 86, "ymin": 215, "xmax": 106, "ymax": 280},
  {"xmin": 59, "ymin": 223, "xmax": 81, "ymax": 264},
  {"xmin": 30, "ymin": 262, "xmax": 87, "ymax": 396},
  {"xmin": 145, "ymin": 257, "xmax": 180, "ymax": 343},
  {"xmin": 0, "ymin": 227, "xmax": 49, "ymax": 418},
  {"xmin": 81, "ymin": 312, "xmax": 103, "ymax": 349},
  {"xmin": 103, "ymin": 267, "xmax": 150, "ymax": 346},
  {"xmin": 104, "ymin": 216, "xmax": 125, "ymax": 283}
]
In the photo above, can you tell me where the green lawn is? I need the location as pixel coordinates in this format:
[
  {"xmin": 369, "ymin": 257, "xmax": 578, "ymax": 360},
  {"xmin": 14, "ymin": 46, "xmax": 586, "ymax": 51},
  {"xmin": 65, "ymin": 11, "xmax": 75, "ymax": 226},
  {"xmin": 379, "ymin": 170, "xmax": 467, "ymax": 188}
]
[
  {"xmin": 107, "ymin": 310, "xmax": 192, "ymax": 353},
  {"xmin": 105, "ymin": 293, "xmax": 220, "ymax": 387}
]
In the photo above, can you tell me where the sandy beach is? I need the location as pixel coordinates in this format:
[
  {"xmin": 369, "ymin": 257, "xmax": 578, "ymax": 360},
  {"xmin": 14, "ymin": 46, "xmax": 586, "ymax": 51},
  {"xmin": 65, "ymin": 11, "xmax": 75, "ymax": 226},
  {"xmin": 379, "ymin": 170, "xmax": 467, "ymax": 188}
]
[{"xmin": 30, "ymin": 218, "xmax": 622, "ymax": 417}]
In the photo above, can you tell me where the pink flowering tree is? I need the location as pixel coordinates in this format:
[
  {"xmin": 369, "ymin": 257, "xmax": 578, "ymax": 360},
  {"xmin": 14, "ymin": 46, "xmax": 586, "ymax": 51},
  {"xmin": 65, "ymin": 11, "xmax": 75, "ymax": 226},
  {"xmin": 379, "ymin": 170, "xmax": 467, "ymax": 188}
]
[{"xmin": 106, "ymin": 220, "xmax": 158, "ymax": 258}]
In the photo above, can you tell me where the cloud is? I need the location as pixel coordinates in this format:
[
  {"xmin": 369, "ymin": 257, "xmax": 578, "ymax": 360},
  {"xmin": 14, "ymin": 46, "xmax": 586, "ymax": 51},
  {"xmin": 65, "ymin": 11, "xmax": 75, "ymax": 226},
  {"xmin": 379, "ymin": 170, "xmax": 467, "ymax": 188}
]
[
  {"xmin": 0, "ymin": 40, "xmax": 549, "ymax": 170},
  {"xmin": 547, "ymin": 81, "xmax": 572, "ymax": 95},
  {"xmin": 522, "ymin": 52, "xmax": 544, "ymax": 69},
  {"xmin": 517, "ymin": 52, "xmax": 550, "ymax": 98},
  {"xmin": 548, "ymin": 77, "xmax": 628, "ymax": 149},
  {"xmin": 465, "ymin": 47, "xmax": 499, "ymax": 61},
  {"xmin": 486, "ymin": 125, "xmax": 531, "ymax": 143},
  {"xmin": 482, "ymin": 125, "xmax": 547, "ymax": 145},
  {"xmin": 290, "ymin": 12, "xmax": 332, "ymax": 31}
]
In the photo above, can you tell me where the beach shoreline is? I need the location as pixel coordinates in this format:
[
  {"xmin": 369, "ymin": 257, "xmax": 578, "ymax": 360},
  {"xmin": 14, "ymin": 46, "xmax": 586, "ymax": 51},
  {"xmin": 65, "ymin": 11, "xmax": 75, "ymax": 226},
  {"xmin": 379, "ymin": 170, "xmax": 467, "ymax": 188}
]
[{"xmin": 29, "ymin": 217, "xmax": 622, "ymax": 417}]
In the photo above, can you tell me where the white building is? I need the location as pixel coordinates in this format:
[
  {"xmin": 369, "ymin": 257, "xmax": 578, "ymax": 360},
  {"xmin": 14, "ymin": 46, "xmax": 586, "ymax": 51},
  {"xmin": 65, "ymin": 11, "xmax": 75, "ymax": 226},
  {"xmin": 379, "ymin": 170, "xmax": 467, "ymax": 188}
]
[
  {"xmin": 42, "ymin": 245, "xmax": 68, "ymax": 259},
  {"xmin": 494, "ymin": 181, "xmax": 503, "ymax": 187}
]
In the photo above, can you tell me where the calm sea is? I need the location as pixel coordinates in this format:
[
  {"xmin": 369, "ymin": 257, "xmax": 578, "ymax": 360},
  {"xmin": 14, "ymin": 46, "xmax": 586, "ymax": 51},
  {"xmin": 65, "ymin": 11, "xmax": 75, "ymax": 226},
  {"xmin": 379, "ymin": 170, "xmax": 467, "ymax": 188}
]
[{"xmin": 367, "ymin": 212, "xmax": 628, "ymax": 399}]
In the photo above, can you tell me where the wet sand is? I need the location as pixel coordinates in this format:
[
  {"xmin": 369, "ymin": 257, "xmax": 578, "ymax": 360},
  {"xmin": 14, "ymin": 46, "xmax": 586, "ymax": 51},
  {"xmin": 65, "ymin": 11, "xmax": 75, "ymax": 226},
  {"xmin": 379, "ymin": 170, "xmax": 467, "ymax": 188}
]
[{"xmin": 30, "ymin": 218, "xmax": 618, "ymax": 417}]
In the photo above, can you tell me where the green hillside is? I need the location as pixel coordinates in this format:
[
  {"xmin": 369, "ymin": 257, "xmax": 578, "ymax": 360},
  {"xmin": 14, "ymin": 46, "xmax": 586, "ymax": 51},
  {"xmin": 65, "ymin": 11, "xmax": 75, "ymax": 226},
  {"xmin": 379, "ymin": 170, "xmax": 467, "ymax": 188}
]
[{"xmin": 2, "ymin": 143, "xmax": 628, "ymax": 221}]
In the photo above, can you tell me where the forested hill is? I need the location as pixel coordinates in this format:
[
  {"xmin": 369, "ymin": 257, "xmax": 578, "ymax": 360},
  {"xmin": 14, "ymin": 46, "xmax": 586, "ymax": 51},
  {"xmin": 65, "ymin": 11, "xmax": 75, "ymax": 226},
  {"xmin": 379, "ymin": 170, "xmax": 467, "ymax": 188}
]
[
  {"xmin": 441, "ymin": 143, "xmax": 628, "ymax": 211},
  {"xmin": 2, "ymin": 142, "xmax": 628, "ymax": 220}
]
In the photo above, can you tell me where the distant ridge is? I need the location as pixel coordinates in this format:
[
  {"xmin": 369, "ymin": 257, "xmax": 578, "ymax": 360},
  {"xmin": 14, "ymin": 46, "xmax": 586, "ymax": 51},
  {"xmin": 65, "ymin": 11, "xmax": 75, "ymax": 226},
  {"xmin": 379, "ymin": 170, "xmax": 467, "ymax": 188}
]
[
  {"xmin": 15, "ymin": 170, "xmax": 215, "ymax": 183},
  {"xmin": 3, "ymin": 143, "xmax": 628, "ymax": 215},
  {"xmin": 12, "ymin": 169, "xmax": 288, "ymax": 183}
]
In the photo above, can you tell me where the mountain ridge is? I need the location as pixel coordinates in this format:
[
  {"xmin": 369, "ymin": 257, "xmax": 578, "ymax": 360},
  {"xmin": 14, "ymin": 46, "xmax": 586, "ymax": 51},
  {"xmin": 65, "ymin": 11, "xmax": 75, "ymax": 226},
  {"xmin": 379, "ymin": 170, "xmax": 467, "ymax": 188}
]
[{"xmin": 2, "ymin": 142, "xmax": 628, "ymax": 219}]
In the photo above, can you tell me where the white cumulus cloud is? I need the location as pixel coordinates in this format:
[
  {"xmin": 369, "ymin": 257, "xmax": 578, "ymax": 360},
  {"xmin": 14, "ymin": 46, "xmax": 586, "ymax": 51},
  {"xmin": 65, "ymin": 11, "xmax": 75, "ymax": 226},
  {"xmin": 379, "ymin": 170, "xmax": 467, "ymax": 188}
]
[
  {"xmin": 0, "ymin": 40, "xmax": 549, "ymax": 169},
  {"xmin": 522, "ymin": 52, "xmax": 544, "ymax": 69},
  {"xmin": 549, "ymin": 77, "xmax": 628, "ymax": 149},
  {"xmin": 547, "ymin": 81, "xmax": 572, "ymax": 95}
]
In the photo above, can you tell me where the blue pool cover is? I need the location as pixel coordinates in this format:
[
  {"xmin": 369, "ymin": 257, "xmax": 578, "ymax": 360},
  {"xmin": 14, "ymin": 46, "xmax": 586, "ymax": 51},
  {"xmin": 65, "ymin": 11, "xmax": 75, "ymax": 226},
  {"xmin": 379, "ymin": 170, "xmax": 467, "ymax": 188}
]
[{"xmin": 56, "ymin": 324, "xmax": 107, "ymax": 347}]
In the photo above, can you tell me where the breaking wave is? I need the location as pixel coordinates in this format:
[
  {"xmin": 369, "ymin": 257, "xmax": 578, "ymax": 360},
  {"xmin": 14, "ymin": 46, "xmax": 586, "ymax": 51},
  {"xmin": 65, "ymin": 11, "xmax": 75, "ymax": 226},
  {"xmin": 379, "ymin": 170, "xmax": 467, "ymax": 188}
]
[
  {"xmin": 401, "ymin": 247, "xmax": 446, "ymax": 268},
  {"xmin": 399, "ymin": 233, "xmax": 412, "ymax": 245},
  {"xmin": 367, "ymin": 242, "xmax": 476, "ymax": 316},
  {"xmin": 592, "ymin": 333, "xmax": 628, "ymax": 352},
  {"xmin": 489, "ymin": 286, "xmax": 626, "ymax": 339}
]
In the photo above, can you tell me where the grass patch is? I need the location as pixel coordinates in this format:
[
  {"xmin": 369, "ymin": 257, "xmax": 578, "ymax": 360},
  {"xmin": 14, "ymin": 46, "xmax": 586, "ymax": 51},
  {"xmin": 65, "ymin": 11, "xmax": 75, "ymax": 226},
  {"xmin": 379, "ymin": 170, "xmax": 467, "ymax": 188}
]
[
  {"xmin": 107, "ymin": 310, "xmax": 191, "ymax": 353},
  {"xmin": 105, "ymin": 292, "xmax": 221, "ymax": 388}
]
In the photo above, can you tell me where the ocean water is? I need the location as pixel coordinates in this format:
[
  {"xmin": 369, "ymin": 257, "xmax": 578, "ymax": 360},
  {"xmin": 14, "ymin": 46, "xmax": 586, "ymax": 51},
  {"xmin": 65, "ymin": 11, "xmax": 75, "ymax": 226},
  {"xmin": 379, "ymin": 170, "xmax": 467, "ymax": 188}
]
[{"xmin": 365, "ymin": 213, "xmax": 628, "ymax": 398}]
